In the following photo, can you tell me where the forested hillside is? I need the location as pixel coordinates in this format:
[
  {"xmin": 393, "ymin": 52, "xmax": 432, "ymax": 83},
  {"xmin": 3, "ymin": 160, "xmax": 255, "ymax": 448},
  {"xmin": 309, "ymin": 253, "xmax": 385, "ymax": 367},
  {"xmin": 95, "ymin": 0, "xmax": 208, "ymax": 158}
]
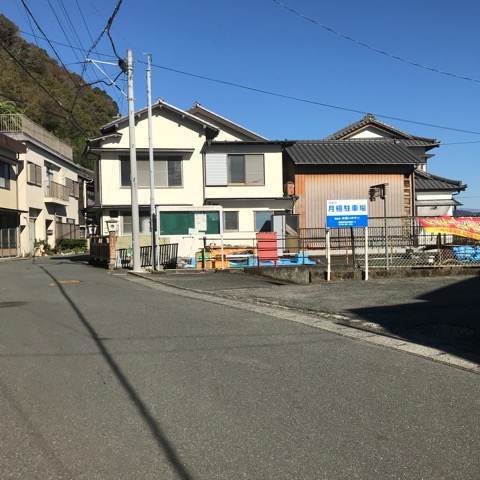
[{"xmin": 0, "ymin": 14, "xmax": 119, "ymax": 167}]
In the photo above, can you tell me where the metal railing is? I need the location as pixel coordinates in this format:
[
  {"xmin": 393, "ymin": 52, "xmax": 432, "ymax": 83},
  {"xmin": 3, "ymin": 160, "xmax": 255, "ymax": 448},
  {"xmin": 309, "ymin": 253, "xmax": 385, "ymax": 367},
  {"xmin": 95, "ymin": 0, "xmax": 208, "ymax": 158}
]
[
  {"xmin": 116, "ymin": 244, "xmax": 179, "ymax": 269},
  {"xmin": 183, "ymin": 216, "xmax": 480, "ymax": 270},
  {"xmin": 0, "ymin": 114, "xmax": 72, "ymax": 159},
  {"xmin": 45, "ymin": 180, "xmax": 69, "ymax": 202},
  {"xmin": 0, "ymin": 228, "xmax": 18, "ymax": 258}
]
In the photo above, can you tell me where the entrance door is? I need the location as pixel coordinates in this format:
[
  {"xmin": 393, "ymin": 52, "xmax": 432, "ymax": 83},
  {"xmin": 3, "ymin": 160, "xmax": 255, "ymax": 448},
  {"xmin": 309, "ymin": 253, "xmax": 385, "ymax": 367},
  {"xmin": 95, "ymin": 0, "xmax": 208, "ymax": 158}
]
[{"xmin": 28, "ymin": 218, "xmax": 36, "ymax": 254}]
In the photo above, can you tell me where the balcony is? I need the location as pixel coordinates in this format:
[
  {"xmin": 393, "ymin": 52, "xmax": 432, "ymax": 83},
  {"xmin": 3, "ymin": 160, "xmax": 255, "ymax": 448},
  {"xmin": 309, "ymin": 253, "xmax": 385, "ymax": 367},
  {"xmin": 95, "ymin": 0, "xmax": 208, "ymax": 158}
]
[
  {"xmin": 45, "ymin": 181, "xmax": 70, "ymax": 205},
  {"xmin": 0, "ymin": 114, "xmax": 72, "ymax": 160}
]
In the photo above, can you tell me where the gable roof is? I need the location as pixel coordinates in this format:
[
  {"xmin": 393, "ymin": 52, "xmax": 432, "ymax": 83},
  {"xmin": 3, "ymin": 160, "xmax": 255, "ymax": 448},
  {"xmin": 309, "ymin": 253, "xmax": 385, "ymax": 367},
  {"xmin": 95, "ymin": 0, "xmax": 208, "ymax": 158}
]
[
  {"xmin": 188, "ymin": 103, "xmax": 267, "ymax": 141},
  {"xmin": 414, "ymin": 170, "xmax": 466, "ymax": 192},
  {"xmin": 286, "ymin": 139, "xmax": 421, "ymax": 166},
  {"xmin": 325, "ymin": 113, "xmax": 438, "ymax": 145},
  {"xmin": 100, "ymin": 99, "xmax": 219, "ymax": 138}
]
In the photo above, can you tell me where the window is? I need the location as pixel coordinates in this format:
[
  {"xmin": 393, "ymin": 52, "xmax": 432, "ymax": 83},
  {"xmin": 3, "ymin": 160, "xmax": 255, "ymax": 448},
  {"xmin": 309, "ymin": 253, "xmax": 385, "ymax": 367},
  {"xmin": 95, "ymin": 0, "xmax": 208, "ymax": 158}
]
[
  {"xmin": 224, "ymin": 211, "xmax": 239, "ymax": 231},
  {"xmin": 65, "ymin": 179, "xmax": 79, "ymax": 198},
  {"xmin": 205, "ymin": 153, "xmax": 264, "ymax": 186},
  {"xmin": 120, "ymin": 156, "xmax": 182, "ymax": 187},
  {"xmin": 0, "ymin": 162, "xmax": 10, "ymax": 189},
  {"xmin": 228, "ymin": 155, "xmax": 245, "ymax": 183},
  {"xmin": 27, "ymin": 162, "xmax": 42, "ymax": 186},
  {"xmin": 254, "ymin": 211, "xmax": 272, "ymax": 232},
  {"xmin": 121, "ymin": 213, "xmax": 151, "ymax": 235}
]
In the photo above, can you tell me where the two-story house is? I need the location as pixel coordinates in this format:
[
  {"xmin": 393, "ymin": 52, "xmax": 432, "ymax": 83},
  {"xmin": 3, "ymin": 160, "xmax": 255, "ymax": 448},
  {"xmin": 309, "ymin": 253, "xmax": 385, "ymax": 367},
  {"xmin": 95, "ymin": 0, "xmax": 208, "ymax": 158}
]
[
  {"xmin": 87, "ymin": 100, "xmax": 291, "ymax": 256},
  {"xmin": 0, "ymin": 114, "xmax": 92, "ymax": 255}
]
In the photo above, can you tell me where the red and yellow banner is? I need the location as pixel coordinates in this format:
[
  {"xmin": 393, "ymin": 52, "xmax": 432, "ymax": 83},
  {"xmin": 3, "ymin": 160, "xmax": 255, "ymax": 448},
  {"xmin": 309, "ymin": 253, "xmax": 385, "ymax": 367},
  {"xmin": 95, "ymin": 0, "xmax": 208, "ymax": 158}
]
[{"xmin": 419, "ymin": 216, "xmax": 480, "ymax": 240}]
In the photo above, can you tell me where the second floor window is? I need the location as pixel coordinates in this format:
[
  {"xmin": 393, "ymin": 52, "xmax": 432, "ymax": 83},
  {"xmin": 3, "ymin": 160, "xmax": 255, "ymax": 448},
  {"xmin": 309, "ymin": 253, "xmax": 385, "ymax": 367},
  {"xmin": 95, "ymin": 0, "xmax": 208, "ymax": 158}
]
[
  {"xmin": 27, "ymin": 162, "xmax": 42, "ymax": 187},
  {"xmin": 65, "ymin": 178, "xmax": 80, "ymax": 198},
  {"xmin": 0, "ymin": 161, "xmax": 10, "ymax": 189},
  {"xmin": 120, "ymin": 156, "xmax": 182, "ymax": 188},
  {"xmin": 205, "ymin": 153, "xmax": 264, "ymax": 186}
]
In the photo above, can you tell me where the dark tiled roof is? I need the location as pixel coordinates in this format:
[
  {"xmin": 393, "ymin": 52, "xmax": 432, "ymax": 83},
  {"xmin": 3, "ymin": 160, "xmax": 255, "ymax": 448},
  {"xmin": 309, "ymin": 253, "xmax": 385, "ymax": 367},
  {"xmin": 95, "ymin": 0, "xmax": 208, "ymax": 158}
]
[
  {"xmin": 286, "ymin": 140, "xmax": 421, "ymax": 165},
  {"xmin": 414, "ymin": 170, "xmax": 466, "ymax": 191},
  {"xmin": 325, "ymin": 113, "xmax": 438, "ymax": 144}
]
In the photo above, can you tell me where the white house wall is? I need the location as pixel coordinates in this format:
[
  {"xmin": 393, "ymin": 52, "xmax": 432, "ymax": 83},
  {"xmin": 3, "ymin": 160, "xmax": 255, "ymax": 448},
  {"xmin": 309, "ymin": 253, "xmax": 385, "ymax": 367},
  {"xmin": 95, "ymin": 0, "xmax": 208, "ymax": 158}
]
[
  {"xmin": 204, "ymin": 144, "xmax": 284, "ymax": 199},
  {"xmin": 17, "ymin": 144, "xmax": 82, "ymax": 255},
  {"xmin": 99, "ymin": 112, "xmax": 208, "ymax": 208}
]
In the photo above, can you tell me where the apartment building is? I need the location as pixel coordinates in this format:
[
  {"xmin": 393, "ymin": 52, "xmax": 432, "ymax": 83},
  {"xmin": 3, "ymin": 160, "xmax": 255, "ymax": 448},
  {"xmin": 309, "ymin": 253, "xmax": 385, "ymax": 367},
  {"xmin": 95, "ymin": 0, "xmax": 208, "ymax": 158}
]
[{"xmin": 0, "ymin": 114, "xmax": 92, "ymax": 255}]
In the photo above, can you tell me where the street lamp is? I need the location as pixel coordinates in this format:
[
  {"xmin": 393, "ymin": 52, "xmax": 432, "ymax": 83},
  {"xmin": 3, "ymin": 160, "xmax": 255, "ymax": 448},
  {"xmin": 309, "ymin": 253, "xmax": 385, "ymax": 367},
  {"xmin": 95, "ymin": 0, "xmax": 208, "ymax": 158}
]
[{"xmin": 106, "ymin": 218, "xmax": 118, "ymax": 233}]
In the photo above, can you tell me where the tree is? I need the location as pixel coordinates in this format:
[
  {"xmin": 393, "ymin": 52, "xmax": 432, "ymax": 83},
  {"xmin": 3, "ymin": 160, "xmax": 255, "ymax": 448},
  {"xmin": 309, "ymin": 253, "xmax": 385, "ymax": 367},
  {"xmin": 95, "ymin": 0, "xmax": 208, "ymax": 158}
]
[{"xmin": 0, "ymin": 14, "xmax": 119, "ymax": 167}]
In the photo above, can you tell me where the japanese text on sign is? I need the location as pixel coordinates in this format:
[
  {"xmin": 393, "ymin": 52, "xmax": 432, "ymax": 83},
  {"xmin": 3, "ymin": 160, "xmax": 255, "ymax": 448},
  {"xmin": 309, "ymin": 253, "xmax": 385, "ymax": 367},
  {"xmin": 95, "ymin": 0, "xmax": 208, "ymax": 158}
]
[{"xmin": 326, "ymin": 199, "xmax": 368, "ymax": 228}]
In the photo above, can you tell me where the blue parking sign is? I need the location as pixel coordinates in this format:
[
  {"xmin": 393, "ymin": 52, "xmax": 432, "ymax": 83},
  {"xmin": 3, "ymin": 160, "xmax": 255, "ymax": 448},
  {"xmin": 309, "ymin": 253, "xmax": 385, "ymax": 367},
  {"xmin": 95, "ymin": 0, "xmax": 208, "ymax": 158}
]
[{"xmin": 326, "ymin": 199, "xmax": 368, "ymax": 228}]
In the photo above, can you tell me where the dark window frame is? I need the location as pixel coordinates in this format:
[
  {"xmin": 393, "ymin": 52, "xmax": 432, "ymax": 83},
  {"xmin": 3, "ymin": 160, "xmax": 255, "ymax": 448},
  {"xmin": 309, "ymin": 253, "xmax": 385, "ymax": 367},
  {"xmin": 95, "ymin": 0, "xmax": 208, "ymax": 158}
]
[
  {"xmin": 223, "ymin": 211, "xmax": 239, "ymax": 231},
  {"xmin": 27, "ymin": 162, "xmax": 42, "ymax": 187},
  {"xmin": 226, "ymin": 154, "xmax": 265, "ymax": 186},
  {"xmin": 120, "ymin": 156, "xmax": 183, "ymax": 188},
  {"xmin": 0, "ymin": 161, "xmax": 10, "ymax": 190}
]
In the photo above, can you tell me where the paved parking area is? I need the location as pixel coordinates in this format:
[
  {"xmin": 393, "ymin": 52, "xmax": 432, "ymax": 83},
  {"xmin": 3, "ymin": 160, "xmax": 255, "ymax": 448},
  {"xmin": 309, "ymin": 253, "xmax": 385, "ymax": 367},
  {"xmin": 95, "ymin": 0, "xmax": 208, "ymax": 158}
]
[{"xmin": 145, "ymin": 271, "xmax": 480, "ymax": 361}]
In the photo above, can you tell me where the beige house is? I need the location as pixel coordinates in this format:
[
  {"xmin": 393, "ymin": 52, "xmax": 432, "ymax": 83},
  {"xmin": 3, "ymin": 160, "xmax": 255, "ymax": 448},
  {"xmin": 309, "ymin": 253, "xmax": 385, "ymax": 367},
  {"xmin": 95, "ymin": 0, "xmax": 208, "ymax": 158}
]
[
  {"xmin": 0, "ymin": 133, "xmax": 25, "ymax": 257},
  {"xmin": 0, "ymin": 114, "xmax": 92, "ymax": 255},
  {"xmin": 87, "ymin": 100, "xmax": 291, "ymax": 256}
]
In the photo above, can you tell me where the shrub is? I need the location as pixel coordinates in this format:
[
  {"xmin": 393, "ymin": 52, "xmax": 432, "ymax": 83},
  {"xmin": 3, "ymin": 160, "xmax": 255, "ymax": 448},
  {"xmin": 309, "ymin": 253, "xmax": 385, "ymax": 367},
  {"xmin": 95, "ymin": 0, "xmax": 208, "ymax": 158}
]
[{"xmin": 56, "ymin": 238, "xmax": 87, "ymax": 253}]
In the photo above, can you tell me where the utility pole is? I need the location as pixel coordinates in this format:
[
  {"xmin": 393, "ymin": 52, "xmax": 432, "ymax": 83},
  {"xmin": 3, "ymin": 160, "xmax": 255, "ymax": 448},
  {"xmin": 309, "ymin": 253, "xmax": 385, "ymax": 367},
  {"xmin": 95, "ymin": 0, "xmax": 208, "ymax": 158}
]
[
  {"xmin": 127, "ymin": 48, "xmax": 141, "ymax": 272},
  {"xmin": 146, "ymin": 53, "xmax": 156, "ymax": 270}
]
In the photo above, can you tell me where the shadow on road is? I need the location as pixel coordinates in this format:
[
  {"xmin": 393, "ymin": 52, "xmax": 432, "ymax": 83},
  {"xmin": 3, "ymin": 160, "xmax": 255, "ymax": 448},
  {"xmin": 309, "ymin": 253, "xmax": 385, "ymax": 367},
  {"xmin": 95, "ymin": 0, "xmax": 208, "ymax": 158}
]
[
  {"xmin": 38, "ymin": 264, "xmax": 195, "ymax": 480},
  {"xmin": 349, "ymin": 276, "xmax": 480, "ymax": 363}
]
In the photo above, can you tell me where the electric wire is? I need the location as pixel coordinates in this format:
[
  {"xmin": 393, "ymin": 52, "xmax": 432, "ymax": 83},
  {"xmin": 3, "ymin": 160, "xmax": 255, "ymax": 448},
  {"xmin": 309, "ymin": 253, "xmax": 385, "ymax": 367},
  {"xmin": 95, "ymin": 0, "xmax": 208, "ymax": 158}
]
[
  {"xmin": 145, "ymin": 62, "xmax": 480, "ymax": 136},
  {"xmin": 271, "ymin": 0, "xmax": 480, "ymax": 85},
  {"xmin": 19, "ymin": 0, "xmax": 81, "ymax": 88},
  {"xmin": 0, "ymin": 40, "xmax": 86, "ymax": 134}
]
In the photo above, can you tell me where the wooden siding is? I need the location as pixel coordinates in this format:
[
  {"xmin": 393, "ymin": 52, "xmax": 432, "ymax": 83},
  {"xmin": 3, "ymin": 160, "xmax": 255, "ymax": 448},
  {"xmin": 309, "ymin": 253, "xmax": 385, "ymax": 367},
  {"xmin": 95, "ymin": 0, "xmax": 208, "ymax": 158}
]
[{"xmin": 295, "ymin": 173, "xmax": 411, "ymax": 228}]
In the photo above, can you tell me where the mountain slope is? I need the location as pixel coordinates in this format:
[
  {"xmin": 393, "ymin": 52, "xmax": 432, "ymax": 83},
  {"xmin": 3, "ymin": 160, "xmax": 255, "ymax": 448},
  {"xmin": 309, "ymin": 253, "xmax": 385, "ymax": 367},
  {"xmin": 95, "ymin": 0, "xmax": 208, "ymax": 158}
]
[{"xmin": 0, "ymin": 14, "xmax": 119, "ymax": 167}]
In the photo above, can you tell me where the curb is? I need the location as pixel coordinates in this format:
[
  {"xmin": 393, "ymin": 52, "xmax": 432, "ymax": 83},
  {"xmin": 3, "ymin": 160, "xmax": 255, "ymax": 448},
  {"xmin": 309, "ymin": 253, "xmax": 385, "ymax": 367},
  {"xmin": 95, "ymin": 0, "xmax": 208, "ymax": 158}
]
[{"xmin": 126, "ymin": 271, "xmax": 480, "ymax": 375}]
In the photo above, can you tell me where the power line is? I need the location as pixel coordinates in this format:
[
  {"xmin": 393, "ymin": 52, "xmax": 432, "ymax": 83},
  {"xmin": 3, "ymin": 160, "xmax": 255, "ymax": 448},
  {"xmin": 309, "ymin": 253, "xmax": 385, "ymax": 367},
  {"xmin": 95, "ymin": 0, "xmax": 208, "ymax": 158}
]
[
  {"xmin": 71, "ymin": 0, "xmax": 125, "ymax": 114},
  {"xmin": 271, "ymin": 0, "xmax": 480, "ymax": 86},
  {"xmin": 45, "ymin": 0, "xmax": 84, "ymax": 67},
  {"xmin": 19, "ymin": 0, "xmax": 80, "ymax": 88},
  {"xmin": 17, "ymin": 0, "xmax": 39, "ymax": 47},
  {"xmin": 15, "ymin": 29, "xmax": 480, "ymax": 138},
  {"xmin": 0, "ymin": 39, "xmax": 86, "ymax": 134},
  {"xmin": 20, "ymin": 30, "xmax": 117, "ymax": 58},
  {"xmin": 145, "ymin": 62, "xmax": 480, "ymax": 136},
  {"xmin": 74, "ymin": 0, "xmax": 96, "ymax": 46}
]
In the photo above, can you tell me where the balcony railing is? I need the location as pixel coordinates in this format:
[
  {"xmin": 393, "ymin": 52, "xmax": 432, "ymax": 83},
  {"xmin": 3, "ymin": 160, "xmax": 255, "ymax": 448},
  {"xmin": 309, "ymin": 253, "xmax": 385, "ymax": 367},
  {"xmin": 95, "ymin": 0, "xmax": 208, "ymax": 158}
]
[
  {"xmin": 0, "ymin": 114, "xmax": 72, "ymax": 160},
  {"xmin": 45, "ymin": 180, "xmax": 69, "ymax": 202}
]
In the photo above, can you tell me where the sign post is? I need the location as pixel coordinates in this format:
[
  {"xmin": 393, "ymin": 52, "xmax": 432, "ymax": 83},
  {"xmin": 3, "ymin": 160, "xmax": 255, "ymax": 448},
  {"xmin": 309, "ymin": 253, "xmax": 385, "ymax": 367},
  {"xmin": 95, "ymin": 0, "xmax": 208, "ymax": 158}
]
[
  {"xmin": 326, "ymin": 199, "xmax": 369, "ymax": 281},
  {"xmin": 326, "ymin": 228, "xmax": 331, "ymax": 282},
  {"xmin": 364, "ymin": 226, "xmax": 369, "ymax": 281}
]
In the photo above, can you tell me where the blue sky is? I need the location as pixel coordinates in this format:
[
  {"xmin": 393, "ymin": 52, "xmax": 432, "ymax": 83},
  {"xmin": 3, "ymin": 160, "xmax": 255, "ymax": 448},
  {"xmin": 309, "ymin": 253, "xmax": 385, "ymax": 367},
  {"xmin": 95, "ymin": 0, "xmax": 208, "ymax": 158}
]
[{"xmin": 3, "ymin": 0, "xmax": 480, "ymax": 208}]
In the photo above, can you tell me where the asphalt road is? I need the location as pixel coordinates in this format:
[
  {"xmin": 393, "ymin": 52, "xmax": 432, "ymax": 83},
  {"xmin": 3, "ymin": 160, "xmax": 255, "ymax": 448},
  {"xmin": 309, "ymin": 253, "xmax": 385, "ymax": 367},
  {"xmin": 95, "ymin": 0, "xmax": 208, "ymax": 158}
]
[{"xmin": 0, "ymin": 258, "xmax": 479, "ymax": 479}]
